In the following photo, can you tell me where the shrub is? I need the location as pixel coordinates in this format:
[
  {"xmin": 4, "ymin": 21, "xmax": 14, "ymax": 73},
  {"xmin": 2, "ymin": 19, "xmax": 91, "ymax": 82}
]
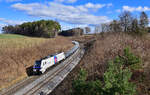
[
  {"xmin": 119, "ymin": 47, "xmax": 142, "ymax": 69},
  {"xmin": 103, "ymin": 60, "xmax": 136, "ymax": 95},
  {"xmin": 71, "ymin": 47, "xmax": 140, "ymax": 95},
  {"xmin": 72, "ymin": 69, "xmax": 103, "ymax": 95},
  {"xmin": 72, "ymin": 62, "xmax": 136, "ymax": 95}
]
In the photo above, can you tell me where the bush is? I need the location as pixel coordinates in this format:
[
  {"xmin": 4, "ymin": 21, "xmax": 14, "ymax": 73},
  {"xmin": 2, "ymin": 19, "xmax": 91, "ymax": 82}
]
[
  {"xmin": 72, "ymin": 69, "xmax": 103, "ymax": 95},
  {"xmin": 118, "ymin": 47, "xmax": 142, "ymax": 69},
  {"xmin": 103, "ymin": 60, "xmax": 136, "ymax": 95},
  {"xmin": 71, "ymin": 47, "xmax": 140, "ymax": 95},
  {"xmin": 72, "ymin": 62, "xmax": 136, "ymax": 95}
]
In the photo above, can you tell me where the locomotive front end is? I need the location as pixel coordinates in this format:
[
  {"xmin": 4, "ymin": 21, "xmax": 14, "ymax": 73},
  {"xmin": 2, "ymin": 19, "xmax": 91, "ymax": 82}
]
[{"xmin": 33, "ymin": 60, "xmax": 42, "ymax": 74}]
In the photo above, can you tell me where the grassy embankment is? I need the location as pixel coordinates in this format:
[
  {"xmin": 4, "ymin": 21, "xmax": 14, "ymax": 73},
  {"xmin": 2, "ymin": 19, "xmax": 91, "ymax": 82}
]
[
  {"xmin": 51, "ymin": 32, "xmax": 150, "ymax": 95},
  {"xmin": 0, "ymin": 34, "xmax": 73, "ymax": 91}
]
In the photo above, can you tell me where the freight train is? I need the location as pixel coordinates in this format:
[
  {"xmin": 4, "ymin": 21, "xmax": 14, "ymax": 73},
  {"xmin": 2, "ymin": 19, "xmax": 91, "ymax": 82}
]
[{"xmin": 33, "ymin": 41, "xmax": 79, "ymax": 74}]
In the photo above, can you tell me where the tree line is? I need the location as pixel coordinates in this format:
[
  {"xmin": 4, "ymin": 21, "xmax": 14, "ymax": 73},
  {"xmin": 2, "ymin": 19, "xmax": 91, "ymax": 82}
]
[
  {"xmin": 95, "ymin": 11, "xmax": 149, "ymax": 35},
  {"xmin": 2, "ymin": 20, "xmax": 61, "ymax": 38}
]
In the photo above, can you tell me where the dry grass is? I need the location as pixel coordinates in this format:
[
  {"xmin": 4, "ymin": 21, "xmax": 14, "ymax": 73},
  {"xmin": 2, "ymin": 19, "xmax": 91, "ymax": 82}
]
[
  {"xmin": 0, "ymin": 35, "xmax": 73, "ymax": 90},
  {"xmin": 71, "ymin": 34, "xmax": 95, "ymax": 43},
  {"xmin": 51, "ymin": 33, "xmax": 150, "ymax": 95}
]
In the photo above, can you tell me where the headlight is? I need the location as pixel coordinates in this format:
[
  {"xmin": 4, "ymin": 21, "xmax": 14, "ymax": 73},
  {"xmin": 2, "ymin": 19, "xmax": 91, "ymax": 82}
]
[{"xmin": 33, "ymin": 69, "xmax": 36, "ymax": 72}]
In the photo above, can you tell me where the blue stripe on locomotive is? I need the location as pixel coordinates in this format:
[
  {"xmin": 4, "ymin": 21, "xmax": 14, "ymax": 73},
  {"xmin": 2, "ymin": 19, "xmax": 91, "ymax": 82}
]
[
  {"xmin": 54, "ymin": 56, "xmax": 57, "ymax": 64},
  {"xmin": 33, "ymin": 67, "xmax": 41, "ymax": 69}
]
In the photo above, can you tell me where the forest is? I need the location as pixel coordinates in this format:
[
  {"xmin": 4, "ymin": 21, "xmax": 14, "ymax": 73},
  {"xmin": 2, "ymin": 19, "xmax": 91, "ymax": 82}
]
[{"xmin": 2, "ymin": 20, "xmax": 61, "ymax": 38}]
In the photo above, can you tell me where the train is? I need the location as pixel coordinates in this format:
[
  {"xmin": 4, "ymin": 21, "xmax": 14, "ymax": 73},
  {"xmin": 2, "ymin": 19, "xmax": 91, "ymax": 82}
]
[{"xmin": 33, "ymin": 41, "xmax": 79, "ymax": 74}]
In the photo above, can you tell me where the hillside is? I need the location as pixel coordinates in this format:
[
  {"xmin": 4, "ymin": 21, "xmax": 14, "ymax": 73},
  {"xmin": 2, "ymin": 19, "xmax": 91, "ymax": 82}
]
[
  {"xmin": 0, "ymin": 34, "xmax": 73, "ymax": 90},
  {"xmin": 51, "ymin": 33, "xmax": 150, "ymax": 95}
]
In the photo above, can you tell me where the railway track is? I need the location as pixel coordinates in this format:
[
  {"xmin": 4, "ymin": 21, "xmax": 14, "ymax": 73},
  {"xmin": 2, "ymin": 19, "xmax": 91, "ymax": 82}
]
[
  {"xmin": 0, "ymin": 45, "xmax": 84, "ymax": 95},
  {"xmin": 25, "ymin": 48, "xmax": 82, "ymax": 95}
]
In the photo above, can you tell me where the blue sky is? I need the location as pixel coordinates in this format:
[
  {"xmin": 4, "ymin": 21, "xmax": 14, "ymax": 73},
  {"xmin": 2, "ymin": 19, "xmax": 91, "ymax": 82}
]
[{"xmin": 0, "ymin": 0, "xmax": 150, "ymax": 33}]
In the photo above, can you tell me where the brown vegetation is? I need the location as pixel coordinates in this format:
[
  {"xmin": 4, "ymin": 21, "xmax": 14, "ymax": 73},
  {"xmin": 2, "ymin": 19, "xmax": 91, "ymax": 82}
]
[
  {"xmin": 0, "ymin": 36, "xmax": 73, "ymax": 90},
  {"xmin": 51, "ymin": 32, "xmax": 150, "ymax": 95}
]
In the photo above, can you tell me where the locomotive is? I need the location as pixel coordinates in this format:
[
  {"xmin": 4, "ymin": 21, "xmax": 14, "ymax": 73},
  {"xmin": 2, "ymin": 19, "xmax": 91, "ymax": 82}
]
[{"xmin": 33, "ymin": 41, "xmax": 79, "ymax": 74}]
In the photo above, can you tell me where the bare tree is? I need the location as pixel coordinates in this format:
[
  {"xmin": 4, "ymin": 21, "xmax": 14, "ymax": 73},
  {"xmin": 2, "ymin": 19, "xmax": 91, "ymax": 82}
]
[
  {"xmin": 119, "ymin": 11, "xmax": 133, "ymax": 32},
  {"xmin": 85, "ymin": 27, "xmax": 91, "ymax": 34},
  {"xmin": 109, "ymin": 20, "xmax": 122, "ymax": 32},
  {"xmin": 94, "ymin": 25, "xmax": 101, "ymax": 34},
  {"xmin": 101, "ymin": 23, "xmax": 110, "ymax": 32},
  {"xmin": 139, "ymin": 11, "xmax": 149, "ymax": 32},
  {"xmin": 131, "ymin": 18, "xmax": 140, "ymax": 33}
]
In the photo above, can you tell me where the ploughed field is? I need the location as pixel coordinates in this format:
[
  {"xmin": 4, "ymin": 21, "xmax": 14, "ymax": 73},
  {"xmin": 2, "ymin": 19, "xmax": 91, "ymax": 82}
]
[{"xmin": 0, "ymin": 34, "xmax": 73, "ymax": 90}]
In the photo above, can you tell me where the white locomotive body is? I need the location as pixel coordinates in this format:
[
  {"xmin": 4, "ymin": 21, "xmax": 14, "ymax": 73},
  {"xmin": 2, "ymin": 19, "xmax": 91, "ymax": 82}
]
[
  {"xmin": 33, "ymin": 52, "xmax": 66, "ymax": 74},
  {"xmin": 33, "ymin": 41, "xmax": 79, "ymax": 75}
]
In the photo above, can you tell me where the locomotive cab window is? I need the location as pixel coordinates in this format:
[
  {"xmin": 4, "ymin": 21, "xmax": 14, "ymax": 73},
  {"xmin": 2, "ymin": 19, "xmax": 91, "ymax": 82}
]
[{"xmin": 34, "ymin": 61, "xmax": 41, "ymax": 67}]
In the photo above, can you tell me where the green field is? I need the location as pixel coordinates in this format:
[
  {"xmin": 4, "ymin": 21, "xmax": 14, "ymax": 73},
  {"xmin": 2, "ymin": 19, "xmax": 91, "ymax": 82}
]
[
  {"xmin": 0, "ymin": 34, "xmax": 50, "ymax": 50},
  {"xmin": 0, "ymin": 34, "xmax": 27, "ymax": 39}
]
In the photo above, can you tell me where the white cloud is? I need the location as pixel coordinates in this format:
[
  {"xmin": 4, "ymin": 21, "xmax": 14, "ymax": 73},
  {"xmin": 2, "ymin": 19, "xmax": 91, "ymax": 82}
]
[
  {"xmin": 85, "ymin": 3, "xmax": 105, "ymax": 9},
  {"xmin": 12, "ymin": 3, "xmax": 41, "ymax": 11},
  {"xmin": 12, "ymin": 2, "xmax": 111, "ymax": 25},
  {"xmin": 0, "ymin": 18, "xmax": 26, "ymax": 25},
  {"xmin": 123, "ymin": 6, "xmax": 150, "ymax": 12},
  {"xmin": 54, "ymin": 0, "xmax": 77, "ymax": 3},
  {"xmin": 77, "ymin": 5, "xmax": 88, "ymax": 12},
  {"xmin": 84, "ymin": 2, "xmax": 112, "ymax": 9}
]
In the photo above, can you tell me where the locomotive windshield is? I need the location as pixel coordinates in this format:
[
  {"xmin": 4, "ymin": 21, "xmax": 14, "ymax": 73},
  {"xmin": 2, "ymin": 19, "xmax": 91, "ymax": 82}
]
[{"xmin": 34, "ymin": 61, "xmax": 41, "ymax": 68}]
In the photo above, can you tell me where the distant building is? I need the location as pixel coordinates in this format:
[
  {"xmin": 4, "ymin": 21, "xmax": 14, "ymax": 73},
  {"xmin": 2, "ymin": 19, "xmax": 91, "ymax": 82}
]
[{"xmin": 60, "ymin": 28, "xmax": 84, "ymax": 36}]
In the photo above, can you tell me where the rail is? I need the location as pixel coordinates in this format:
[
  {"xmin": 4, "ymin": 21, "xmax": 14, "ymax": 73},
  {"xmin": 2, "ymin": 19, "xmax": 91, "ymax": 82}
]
[{"xmin": 0, "ymin": 41, "xmax": 85, "ymax": 95}]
